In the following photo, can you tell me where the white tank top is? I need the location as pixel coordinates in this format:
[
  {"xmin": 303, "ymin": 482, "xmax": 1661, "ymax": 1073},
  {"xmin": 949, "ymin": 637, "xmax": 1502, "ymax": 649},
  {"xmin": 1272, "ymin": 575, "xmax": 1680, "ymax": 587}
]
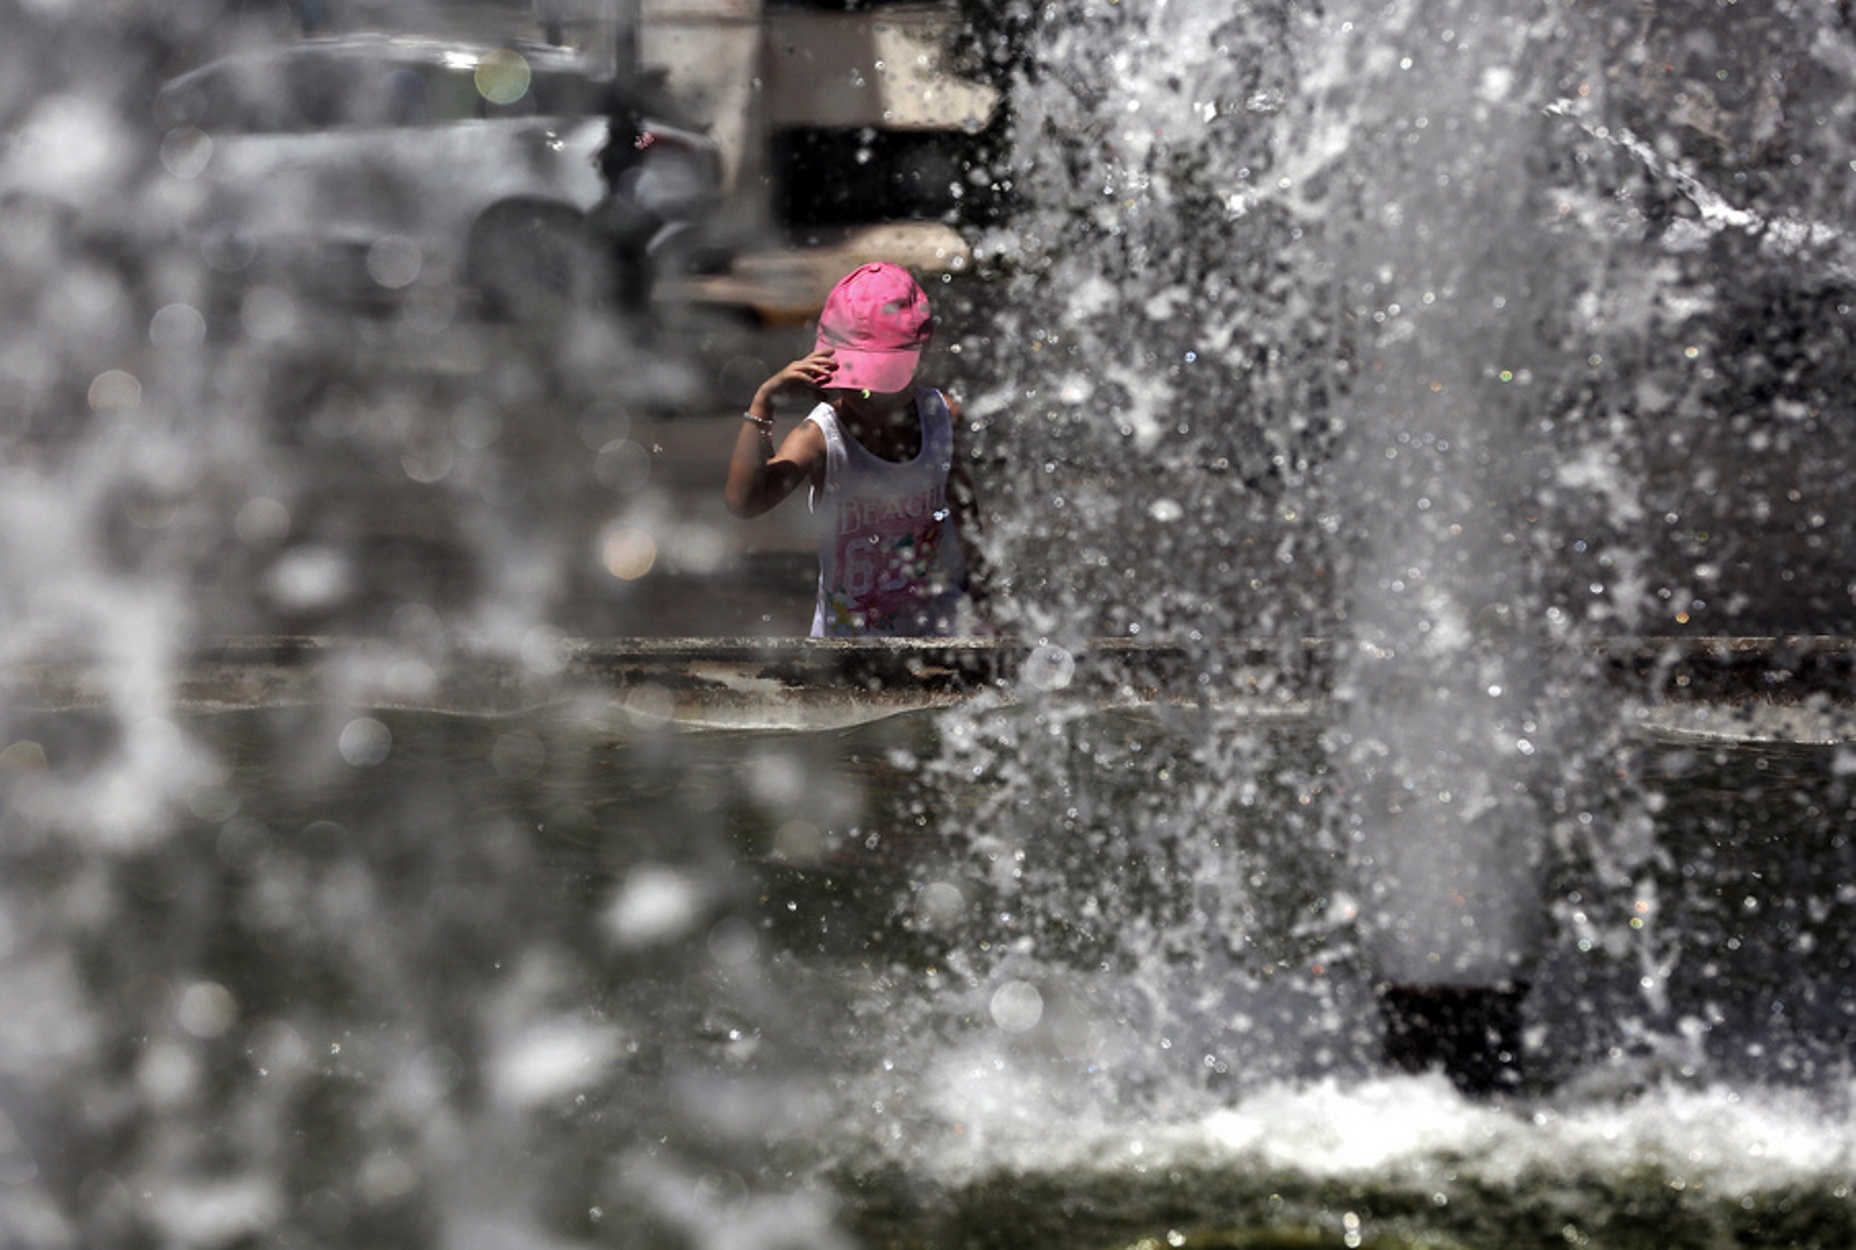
[{"xmin": 806, "ymin": 389, "xmax": 968, "ymax": 637}]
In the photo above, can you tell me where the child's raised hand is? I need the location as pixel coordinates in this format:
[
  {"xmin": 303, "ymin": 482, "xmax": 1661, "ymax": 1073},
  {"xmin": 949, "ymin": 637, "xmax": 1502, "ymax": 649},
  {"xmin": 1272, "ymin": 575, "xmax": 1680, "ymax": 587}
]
[
  {"xmin": 730, "ymin": 352, "xmax": 836, "ymax": 519},
  {"xmin": 755, "ymin": 351, "xmax": 838, "ymax": 406}
]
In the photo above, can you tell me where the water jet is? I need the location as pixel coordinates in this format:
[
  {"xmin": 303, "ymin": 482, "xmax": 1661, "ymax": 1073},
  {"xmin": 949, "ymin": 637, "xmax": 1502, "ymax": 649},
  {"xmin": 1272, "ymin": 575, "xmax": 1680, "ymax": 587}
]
[{"xmin": 7, "ymin": 1, "xmax": 1856, "ymax": 1245}]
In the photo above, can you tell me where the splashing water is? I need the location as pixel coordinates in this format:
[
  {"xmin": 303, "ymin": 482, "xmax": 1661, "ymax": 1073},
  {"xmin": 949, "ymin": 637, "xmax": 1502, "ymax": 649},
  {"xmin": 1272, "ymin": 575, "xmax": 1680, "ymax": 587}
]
[
  {"xmin": 910, "ymin": 0, "xmax": 1856, "ymax": 1207},
  {"xmin": 5, "ymin": 1, "xmax": 1856, "ymax": 1247},
  {"xmin": 944, "ymin": 0, "xmax": 1856, "ymax": 969}
]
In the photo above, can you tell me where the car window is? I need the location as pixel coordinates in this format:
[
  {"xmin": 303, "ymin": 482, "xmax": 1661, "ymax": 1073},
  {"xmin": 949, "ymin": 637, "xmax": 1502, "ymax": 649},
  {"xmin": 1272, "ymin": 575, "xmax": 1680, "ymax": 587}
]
[
  {"xmin": 526, "ymin": 67, "xmax": 607, "ymax": 118},
  {"xmin": 280, "ymin": 51, "xmax": 367, "ymax": 129}
]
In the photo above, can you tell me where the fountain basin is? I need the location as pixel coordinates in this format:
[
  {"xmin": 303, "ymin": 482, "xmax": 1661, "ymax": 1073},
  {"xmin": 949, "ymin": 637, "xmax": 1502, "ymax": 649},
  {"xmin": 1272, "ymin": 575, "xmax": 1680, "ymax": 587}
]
[
  {"xmin": 14, "ymin": 635, "xmax": 1856, "ymax": 738},
  {"xmin": 4, "ymin": 634, "xmax": 1855, "ymax": 1245}
]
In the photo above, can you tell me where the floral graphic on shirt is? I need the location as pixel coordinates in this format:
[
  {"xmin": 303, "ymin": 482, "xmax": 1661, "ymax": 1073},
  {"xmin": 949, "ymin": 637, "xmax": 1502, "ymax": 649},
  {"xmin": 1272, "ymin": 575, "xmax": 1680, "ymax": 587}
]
[{"xmin": 825, "ymin": 589, "xmax": 864, "ymax": 633}]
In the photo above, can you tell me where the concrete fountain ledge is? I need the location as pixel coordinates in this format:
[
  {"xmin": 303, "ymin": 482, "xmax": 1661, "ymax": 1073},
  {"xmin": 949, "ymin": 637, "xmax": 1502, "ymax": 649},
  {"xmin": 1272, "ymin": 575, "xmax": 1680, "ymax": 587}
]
[{"xmin": 13, "ymin": 635, "xmax": 1856, "ymax": 740}]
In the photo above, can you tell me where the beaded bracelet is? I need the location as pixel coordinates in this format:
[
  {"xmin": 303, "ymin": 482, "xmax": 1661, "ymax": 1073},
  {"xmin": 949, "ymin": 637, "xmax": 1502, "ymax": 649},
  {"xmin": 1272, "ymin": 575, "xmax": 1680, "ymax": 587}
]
[{"xmin": 742, "ymin": 411, "xmax": 774, "ymax": 433}]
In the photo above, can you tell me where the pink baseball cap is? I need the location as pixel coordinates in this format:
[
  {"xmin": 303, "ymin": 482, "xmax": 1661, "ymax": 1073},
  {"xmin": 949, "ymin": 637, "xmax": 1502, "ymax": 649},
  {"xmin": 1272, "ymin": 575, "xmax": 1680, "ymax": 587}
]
[{"xmin": 814, "ymin": 262, "xmax": 932, "ymax": 394}]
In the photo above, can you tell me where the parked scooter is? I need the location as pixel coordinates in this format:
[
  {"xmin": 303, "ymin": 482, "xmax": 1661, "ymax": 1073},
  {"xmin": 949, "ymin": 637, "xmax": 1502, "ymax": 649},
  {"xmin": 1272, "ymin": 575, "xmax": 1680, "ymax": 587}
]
[{"xmin": 586, "ymin": 93, "xmax": 727, "ymax": 318}]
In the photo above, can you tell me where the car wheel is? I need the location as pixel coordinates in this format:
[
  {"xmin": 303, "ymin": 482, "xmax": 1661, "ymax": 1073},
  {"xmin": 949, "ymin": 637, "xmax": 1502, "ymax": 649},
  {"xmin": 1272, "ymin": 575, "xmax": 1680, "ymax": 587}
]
[{"xmin": 465, "ymin": 199, "xmax": 609, "ymax": 324}]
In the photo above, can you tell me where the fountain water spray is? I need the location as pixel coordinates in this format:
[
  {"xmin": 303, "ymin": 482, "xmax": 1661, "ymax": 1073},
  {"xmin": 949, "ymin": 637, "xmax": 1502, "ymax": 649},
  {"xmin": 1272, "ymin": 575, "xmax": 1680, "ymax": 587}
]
[
  {"xmin": 1312, "ymin": 2, "xmax": 1591, "ymax": 1087},
  {"xmin": 947, "ymin": 0, "xmax": 1856, "ymax": 1092},
  {"xmin": 5, "ymin": 1, "xmax": 1856, "ymax": 1244}
]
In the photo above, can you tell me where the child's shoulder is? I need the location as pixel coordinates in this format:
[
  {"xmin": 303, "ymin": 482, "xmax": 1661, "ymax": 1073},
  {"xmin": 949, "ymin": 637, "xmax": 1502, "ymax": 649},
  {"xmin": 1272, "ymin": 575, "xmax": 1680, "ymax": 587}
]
[{"xmin": 918, "ymin": 385, "xmax": 961, "ymax": 422}]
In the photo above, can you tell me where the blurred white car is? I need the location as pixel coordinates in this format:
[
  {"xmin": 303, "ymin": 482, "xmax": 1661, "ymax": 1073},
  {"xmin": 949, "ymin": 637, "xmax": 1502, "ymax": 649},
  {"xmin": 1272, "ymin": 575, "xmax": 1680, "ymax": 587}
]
[{"xmin": 153, "ymin": 34, "xmax": 722, "ymax": 319}]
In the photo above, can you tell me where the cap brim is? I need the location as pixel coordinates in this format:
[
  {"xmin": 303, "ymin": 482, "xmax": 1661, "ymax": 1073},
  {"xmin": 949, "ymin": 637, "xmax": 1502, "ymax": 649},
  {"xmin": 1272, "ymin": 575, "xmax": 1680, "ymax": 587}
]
[{"xmin": 821, "ymin": 346, "xmax": 920, "ymax": 394}]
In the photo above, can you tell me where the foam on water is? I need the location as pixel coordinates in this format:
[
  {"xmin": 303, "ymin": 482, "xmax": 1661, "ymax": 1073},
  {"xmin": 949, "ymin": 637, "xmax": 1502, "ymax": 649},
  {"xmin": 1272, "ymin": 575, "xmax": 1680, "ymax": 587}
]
[
  {"xmin": 5, "ymin": 1, "xmax": 1856, "ymax": 1245},
  {"xmin": 882, "ymin": 1066, "xmax": 1856, "ymax": 1195}
]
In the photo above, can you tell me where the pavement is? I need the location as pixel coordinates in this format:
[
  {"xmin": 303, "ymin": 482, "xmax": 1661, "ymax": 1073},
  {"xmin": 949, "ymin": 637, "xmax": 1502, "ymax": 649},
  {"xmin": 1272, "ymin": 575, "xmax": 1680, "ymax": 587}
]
[
  {"xmin": 612, "ymin": 408, "xmax": 823, "ymax": 639},
  {"xmin": 302, "ymin": 305, "xmax": 827, "ymax": 640},
  {"xmin": 568, "ymin": 311, "xmax": 827, "ymax": 639}
]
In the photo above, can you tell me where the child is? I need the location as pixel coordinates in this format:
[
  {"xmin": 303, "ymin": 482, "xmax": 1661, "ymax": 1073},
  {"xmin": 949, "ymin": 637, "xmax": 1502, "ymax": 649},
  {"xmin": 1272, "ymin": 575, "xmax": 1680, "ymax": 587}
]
[{"xmin": 725, "ymin": 262, "xmax": 985, "ymax": 637}]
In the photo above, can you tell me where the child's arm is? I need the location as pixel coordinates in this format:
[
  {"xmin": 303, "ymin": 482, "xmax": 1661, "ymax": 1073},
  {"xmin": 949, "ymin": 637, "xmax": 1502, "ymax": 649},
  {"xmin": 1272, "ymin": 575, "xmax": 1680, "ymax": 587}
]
[{"xmin": 725, "ymin": 353, "xmax": 835, "ymax": 517}]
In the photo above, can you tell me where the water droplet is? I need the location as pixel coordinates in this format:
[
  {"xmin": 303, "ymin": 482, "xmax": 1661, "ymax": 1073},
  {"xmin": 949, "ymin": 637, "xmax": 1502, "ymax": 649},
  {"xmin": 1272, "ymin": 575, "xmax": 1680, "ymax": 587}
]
[
  {"xmin": 1022, "ymin": 644, "xmax": 1076, "ymax": 692},
  {"xmin": 338, "ymin": 717, "xmax": 392, "ymax": 768},
  {"xmin": 989, "ymin": 980, "xmax": 1043, "ymax": 1033}
]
